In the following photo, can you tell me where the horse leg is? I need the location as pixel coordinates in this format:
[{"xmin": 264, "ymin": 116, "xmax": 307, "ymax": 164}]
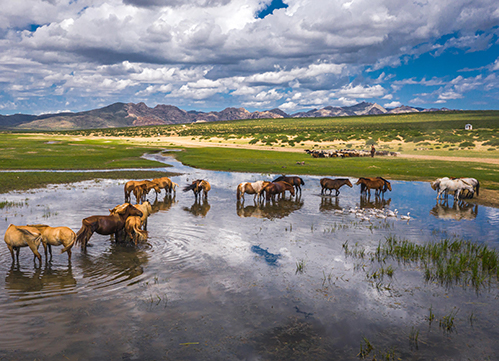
[
  {"xmin": 7, "ymin": 244, "xmax": 15, "ymax": 263},
  {"xmin": 27, "ymin": 238, "xmax": 42, "ymax": 265},
  {"xmin": 335, "ymin": 189, "xmax": 340, "ymax": 196},
  {"xmin": 43, "ymin": 242, "xmax": 48, "ymax": 261}
]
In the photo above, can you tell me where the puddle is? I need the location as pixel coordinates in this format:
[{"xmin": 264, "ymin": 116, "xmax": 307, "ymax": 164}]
[{"xmin": 0, "ymin": 155, "xmax": 498, "ymax": 359}]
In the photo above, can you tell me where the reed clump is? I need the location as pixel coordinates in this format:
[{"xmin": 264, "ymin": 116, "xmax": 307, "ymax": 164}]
[{"xmin": 345, "ymin": 236, "xmax": 499, "ymax": 291}]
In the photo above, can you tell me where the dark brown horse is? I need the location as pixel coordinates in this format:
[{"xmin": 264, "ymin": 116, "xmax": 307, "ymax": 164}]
[
  {"xmin": 183, "ymin": 179, "xmax": 211, "ymax": 200},
  {"xmin": 263, "ymin": 181, "xmax": 295, "ymax": 201},
  {"xmin": 355, "ymin": 177, "xmax": 392, "ymax": 198},
  {"xmin": 320, "ymin": 178, "xmax": 353, "ymax": 196},
  {"xmin": 273, "ymin": 175, "xmax": 305, "ymax": 195},
  {"xmin": 75, "ymin": 204, "xmax": 143, "ymax": 249}
]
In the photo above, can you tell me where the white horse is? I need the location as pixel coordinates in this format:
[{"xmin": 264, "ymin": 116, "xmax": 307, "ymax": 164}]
[
  {"xmin": 432, "ymin": 178, "xmax": 474, "ymax": 200},
  {"xmin": 236, "ymin": 181, "xmax": 270, "ymax": 201},
  {"xmin": 459, "ymin": 178, "xmax": 479, "ymax": 198}
]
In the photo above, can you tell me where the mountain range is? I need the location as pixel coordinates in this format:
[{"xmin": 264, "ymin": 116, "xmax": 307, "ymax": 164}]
[{"xmin": 0, "ymin": 102, "xmax": 450, "ymax": 130}]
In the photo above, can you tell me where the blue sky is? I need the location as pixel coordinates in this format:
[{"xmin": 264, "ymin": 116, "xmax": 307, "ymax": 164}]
[{"xmin": 0, "ymin": 0, "xmax": 498, "ymax": 115}]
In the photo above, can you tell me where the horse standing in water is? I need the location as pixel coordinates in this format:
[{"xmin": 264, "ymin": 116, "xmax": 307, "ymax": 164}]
[
  {"xmin": 236, "ymin": 181, "xmax": 270, "ymax": 202},
  {"xmin": 356, "ymin": 177, "xmax": 391, "ymax": 198},
  {"xmin": 76, "ymin": 204, "xmax": 143, "ymax": 249},
  {"xmin": 320, "ymin": 178, "xmax": 353, "ymax": 196},
  {"xmin": 263, "ymin": 181, "xmax": 295, "ymax": 201},
  {"xmin": 152, "ymin": 176, "xmax": 178, "ymax": 196},
  {"xmin": 183, "ymin": 179, "xmax": 211, "ymax": 200},
  {"xmin": 431, "ymin": 177, "xmax": 474, "ymax": 201},
  {"xmin": 273, "ymin": 175, "xmax": 305, "ymax": 196},
  {"xmin": 27, "ymin": 224, "xmax": 76, "ymax": 261},
  {"xmin": 4, "ymin": 224, "xmax": 43, "ymax": 264}
]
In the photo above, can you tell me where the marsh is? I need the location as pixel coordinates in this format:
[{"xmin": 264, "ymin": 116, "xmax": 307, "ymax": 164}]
[{"xmin": 0, "ymin": 156, "xmax": 498, "ymax": 360}]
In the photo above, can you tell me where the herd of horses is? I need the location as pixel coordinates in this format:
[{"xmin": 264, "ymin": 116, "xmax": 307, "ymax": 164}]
[{"xmin": 3, "ymin": 171, "xmax": 480, "ymax": 266}]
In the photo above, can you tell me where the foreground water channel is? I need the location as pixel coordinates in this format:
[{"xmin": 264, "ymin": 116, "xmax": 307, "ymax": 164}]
[{"xmin": 1, "ymin": 153, "xmax": 498, "ymax": 360}]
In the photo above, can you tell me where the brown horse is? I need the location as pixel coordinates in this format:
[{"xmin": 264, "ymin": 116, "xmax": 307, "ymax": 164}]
[
  {"xmin": 236, "ymin": 181, "xmax": 270, "ymax": 201},
  {"xmin": 152, "ymin": 176, "xmax": 177, "ymax": 195},
  {"xmin": 110, "ymin": 201, "xmax": 153, "ymax": 230},
  {"xmin": 263, "ymin": 181, "xmax": 295, "ymax": 201},
  {"xmin": 28, "ymin": 224, "xmax": 76, "ymax": 261},
  {"xmin": 355, "ymin": 177, "xmax": 392, "ymax": 198},
  {"xmin": 124, "ymin": 180, "xmax": 161, "ymax": 203},
  {"xmin": 183, "ymin": 179, "xmax": 211, "ymax": 200},
  {"xmin": 76, "ymin": 204, "xmax": 143, "ymax": 249},
  {"xmin": 273, "ymin": 175, "xmax": 305, "ymax": 195},
  {"xmin": 320, "ymin": 178, "xmax": 353, "ymax": 196},
  {"xmin": 4, "ymin": 224, "xmax": 43, "ymax": 264}
]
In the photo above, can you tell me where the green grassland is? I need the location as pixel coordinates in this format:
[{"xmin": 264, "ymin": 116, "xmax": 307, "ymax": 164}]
[
  {"xmin": 171, "ymin": 147, "xmax": 499, "ymax": 189},
  {"xmin": 0, "ymin": 134, "xmax": 172, "ymax": 192},
  {"xmin": 1, "ymin": 110, "xmax": 499, "ymax": 193},
  {"xmin": 58, "ymin": 110, "xmax": 499, "ymax": 156}
]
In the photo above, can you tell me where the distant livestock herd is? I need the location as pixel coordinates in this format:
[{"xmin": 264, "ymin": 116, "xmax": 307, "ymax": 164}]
[{"xmin": 305, "ymin": 149, "xmax": 399, "ymax": 158}]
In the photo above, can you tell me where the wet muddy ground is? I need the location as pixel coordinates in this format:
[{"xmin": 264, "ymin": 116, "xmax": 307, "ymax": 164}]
[{"xmin": 0, "ymin": 155, "xmax": 498, "ymax": 360}]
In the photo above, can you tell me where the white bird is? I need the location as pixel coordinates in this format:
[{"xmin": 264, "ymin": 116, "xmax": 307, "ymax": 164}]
[{"xmin": 400, "ymin": 212, "xmax": 411, "ymax": 221}]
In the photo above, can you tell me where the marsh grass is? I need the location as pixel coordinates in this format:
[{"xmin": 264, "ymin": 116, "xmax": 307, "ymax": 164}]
[
  {"xmin": 344, "ymin": 236, "xmax": 499, "ymax": 292},
  {"xmin": 296, "ymin": 259, "xmax": 305, "ymax": 274},
  {"xmin": 358, "ymin": 337, "xmax": 398, "ymax": 360},
  {"xmin": 0, "ymin": 199, "xmax": 28, "ymax": 209}
]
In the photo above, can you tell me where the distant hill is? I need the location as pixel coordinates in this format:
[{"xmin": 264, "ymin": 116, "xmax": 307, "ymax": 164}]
[{"xmin": 0, "ymin": 101, "xmax": 451, "ymax": 130}]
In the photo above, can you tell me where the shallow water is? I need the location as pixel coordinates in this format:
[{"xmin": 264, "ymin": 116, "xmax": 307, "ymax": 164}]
[{"xmin": 0, "ymin": 155, "xmax": 498, "ymax": 360}]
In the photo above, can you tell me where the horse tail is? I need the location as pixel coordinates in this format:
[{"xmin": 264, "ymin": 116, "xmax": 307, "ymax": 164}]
[
  {"xmin": 61, "ymin": 232, "xmax": 77, "ymax": 254},
  {"xmin": 75, "ymin": 222, "xmax": 92, "ymax": 248},
  {"xmin": 132, "ymin": 224, "xmax": 148, "ymax": 244},
  {"xmin": 183, "ymin": 183, "xmax": 196, "ymax": 192},
  {"xmin": 236, "ymin": 184, "xmax": 242, "ymax": 200}
]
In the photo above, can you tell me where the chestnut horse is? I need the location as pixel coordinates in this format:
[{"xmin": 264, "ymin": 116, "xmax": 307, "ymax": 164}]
[
  {"xmin": 320, "ymin": 178, "xmax": 353, "ymax": 196},
  {"xmin": 110, "ymin": 201, "xmax": 153, "ymax": 230},
  {"xmin": 355, "ymin": 177, "xmax": 392, "ymax": 198},
  {"xmin": 124, "ymin": 180, "xmax": 160, "ymax": 203},
  {"xmin": 152, "ymin": 176, "xmax": 177, "ymax": 196},
  {"xmin": 28, "ymin": 224, "xmax": 76, "ymax": 261},
  {"xmin": 236, "ymin": 181, "xmax": 270, "ymax": 201},
  {"xmin": 76, "ymin": 204, "xmax": 143, "ymax": 249},
  {"xmin": 125, "ymin": 216, "xmax": 148, "ymax": 245},
  {"xmin": 263, "ymin": 181, "xmax": 295, "ymax": 201},
  {"xmin": 183, "ymin": 179, "xmax": 211, "ymax": 200},
  {"xmin": 273, "ymin": 175, "xmax": 305, "ymax": 195}
]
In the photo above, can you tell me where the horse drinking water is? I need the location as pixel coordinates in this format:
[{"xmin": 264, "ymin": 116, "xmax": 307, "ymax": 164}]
[{"xmin": 76, "ymin": 204, "xmax": 143, "ymax": 249}]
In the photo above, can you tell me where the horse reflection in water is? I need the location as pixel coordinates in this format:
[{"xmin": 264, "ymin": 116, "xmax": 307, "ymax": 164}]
[
  {"xmin": 359, "ymin": 194, "xmax": 391, "ymax": 209},
  {"xmin": 183, "ymin": 199, "xmax": 211, "ymax": 217},
  {"xmin": 5, "ymin": 264, "xmax": 76, "ymax": 297},
  {"xmin": 430, "ymin": 200, "xmax": 478, "ymax": 221},
  {"xmin": 76, "ymin": 242, "xmax": 149, "ymax": 283},
  {"xmin": 237, "ymin": 198, "xmax": 304, "ymax": 220},
  {"xmin": 319, "ymin": 197, "xmax": 342, "ymax": 213},
  {"xmin": 152, "ymin": 194, "xmax": 178, "ymax": 214}
]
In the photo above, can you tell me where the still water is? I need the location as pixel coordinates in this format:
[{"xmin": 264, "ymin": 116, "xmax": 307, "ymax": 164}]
[{"xmin": 0, "ymin": 154, "xmax": 498, "ymax": 360}]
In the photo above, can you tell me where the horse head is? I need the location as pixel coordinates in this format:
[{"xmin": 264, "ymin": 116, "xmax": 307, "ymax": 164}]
[
  {"xmin": 346, "ymin": 179, "xmax": 353, "ymax": 188},
  {"xmin": 123, "ymin": 204, "xmax": 143, "ymax": 219}
]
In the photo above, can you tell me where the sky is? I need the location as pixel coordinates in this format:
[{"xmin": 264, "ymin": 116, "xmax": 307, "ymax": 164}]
[{"xmin": 0, "ymin": 0, "xmax": 498, "ymax": 116}]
